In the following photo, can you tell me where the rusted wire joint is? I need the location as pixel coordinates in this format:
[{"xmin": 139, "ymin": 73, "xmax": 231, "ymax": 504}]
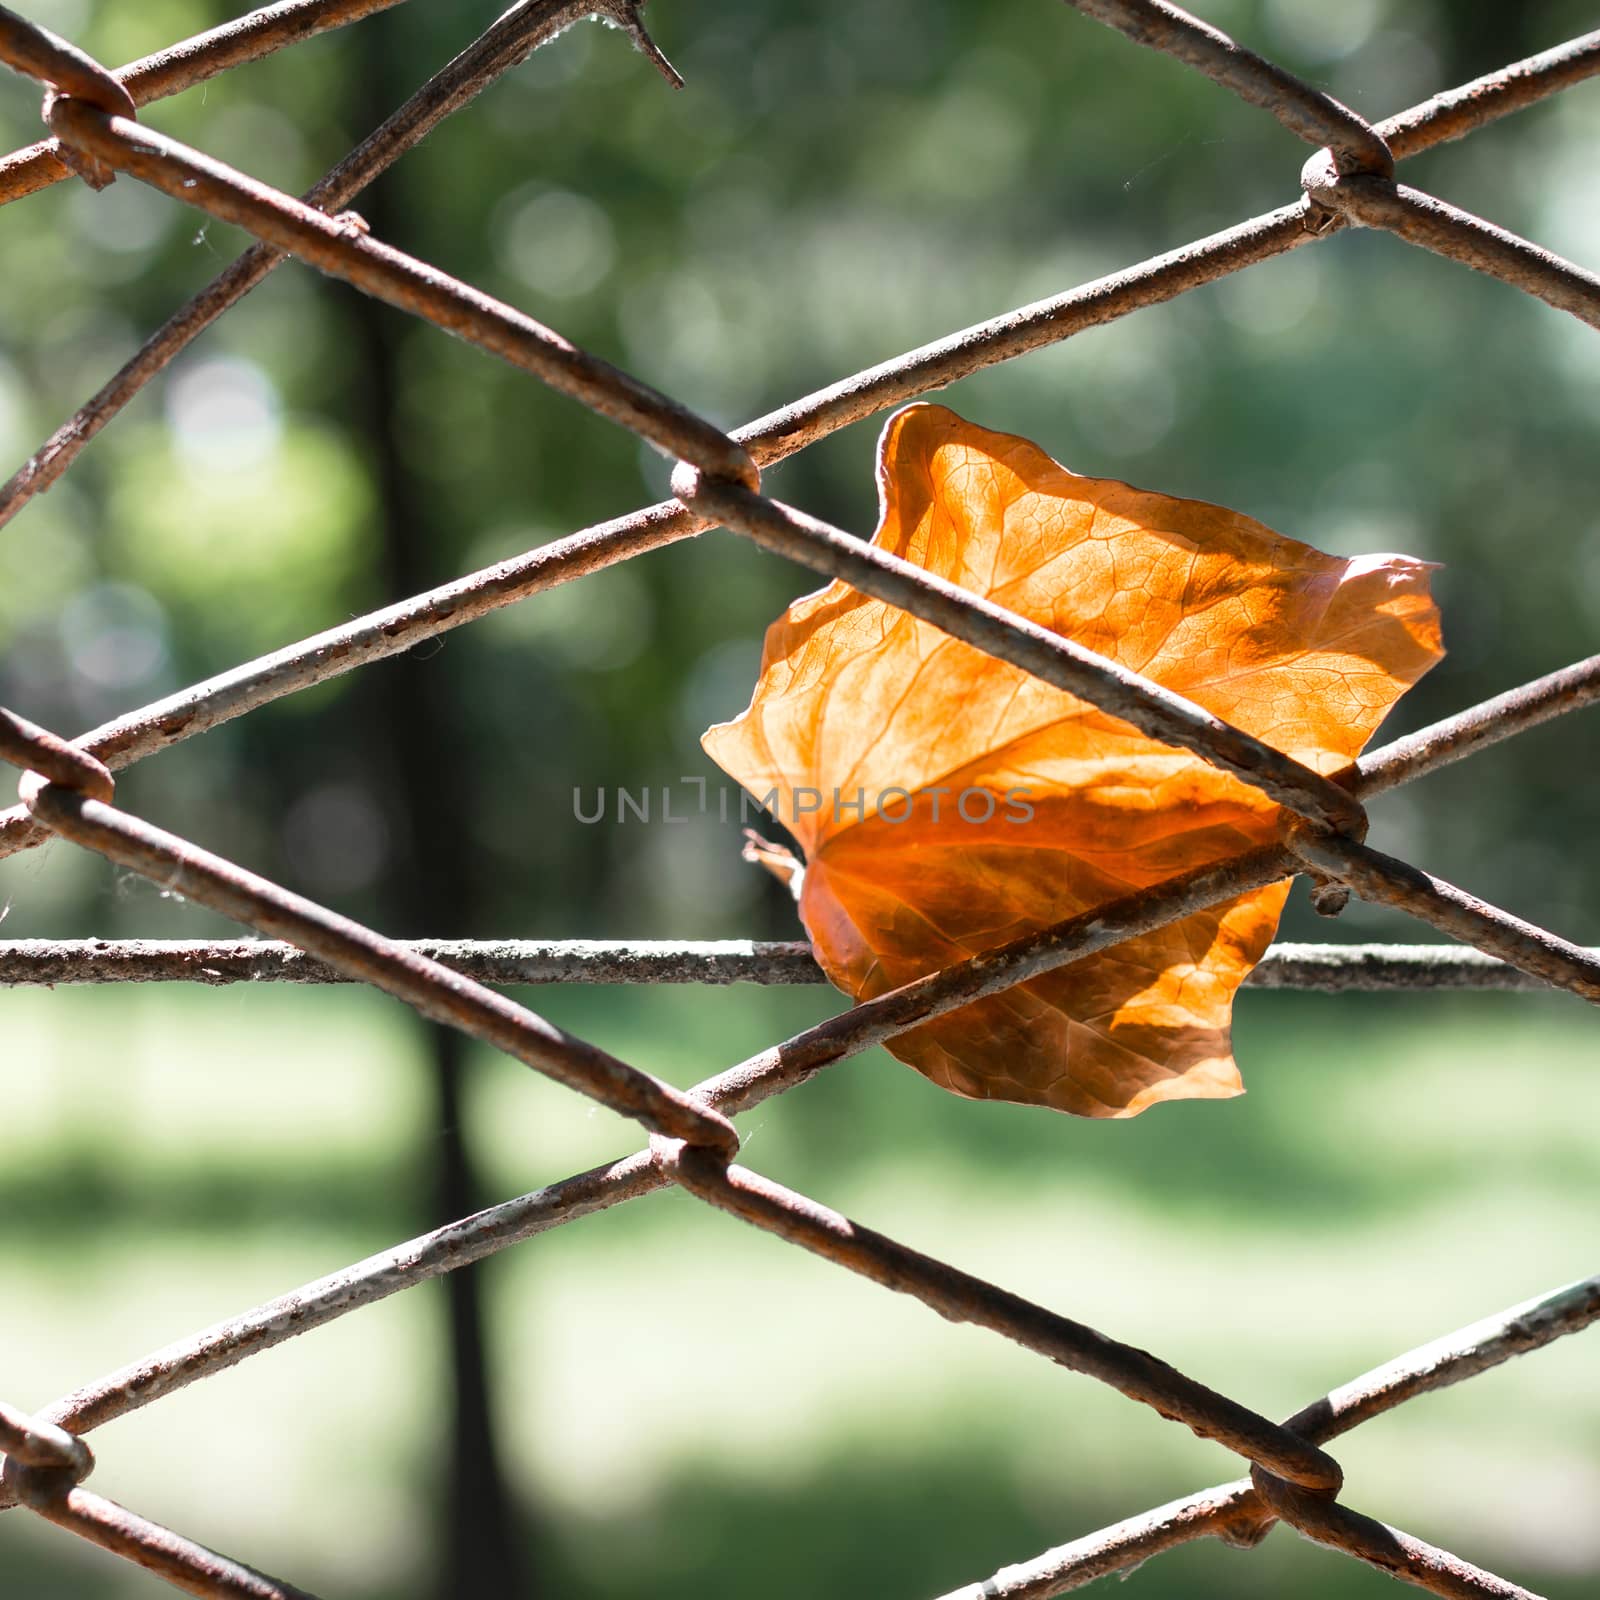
[
  {"xmin": 1248, "ymin": 1462, "xmax": 1539, "ymax": 1598},
  {"xmin": 669, "ymin": 449, "xmax": 762, "ymax": 513},
  {"xmin": 0, "ymin": 706, "xmax": 115, "ymax": 808},
  {"xmin": 1296, "ymin": 72, "xmax": 1395, "ymax": 239},
  {"xmin": 1300, "ymin": 140, "xmax": 1398, "ymax": 238},
  {"xmin": 0, "ymin": 4, "xmax": 134, "ymax": 188},
  {"xmin": 1284, "ymin": 788, "xmax": 1368, "ymax": 918},
  {"xmin": 0, "ymin": 1398, "xmax": 95, "ymax": 1514},
  {"xmin": 1280, "ymin": 804, "xmax": 1366, "ymax": 920}
]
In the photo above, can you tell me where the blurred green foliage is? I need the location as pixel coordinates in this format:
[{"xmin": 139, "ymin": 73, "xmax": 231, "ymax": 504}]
[{"xmin": 1, "ymin": 1, "xmax": 1597, "ymax": 1596}]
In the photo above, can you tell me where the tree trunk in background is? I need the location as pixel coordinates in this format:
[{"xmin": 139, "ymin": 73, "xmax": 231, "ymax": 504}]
[
  {"xmin": 1435, "ymin": 3, "xmax": 1550, "ymax": 83},
  {"xmin": 347, "ymin": 288, "xmax": 533, "ymax": 1600},
  {"xmin": 344, "ymin": 36, "xmax": 533, "ymax": 1599}
]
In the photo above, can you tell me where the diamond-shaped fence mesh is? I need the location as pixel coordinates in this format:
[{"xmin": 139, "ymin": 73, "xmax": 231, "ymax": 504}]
[{"xmin": 0, "ymin": 3, "xmax": 1598, "ymax": 1596}]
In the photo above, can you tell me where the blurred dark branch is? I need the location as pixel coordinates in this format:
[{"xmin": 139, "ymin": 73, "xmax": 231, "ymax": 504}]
[{"xmin": 341, "ymin": 39, "xmax": 528, "ymax": 1596}]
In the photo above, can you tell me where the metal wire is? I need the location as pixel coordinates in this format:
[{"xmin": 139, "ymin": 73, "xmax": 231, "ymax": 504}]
[
  {"xmin": 0, "ymin": 0, "xmax": 681, "ymax": 533},
  {"xmin": 936, "ymin": 1273, "xmax": 1600, "ymax": 1595},
  {"xmin": 1061, "ymin": 0, "xmax": 1395, "ymax": 174},
  {"xmin": 0, "ymin": 0, "xmax": 409, "ymax": 204},
  {"xmin": 0, "ymin": 2, "xmax": 1597, "ymax": 1597},
  {"xmin": 4, "ymin": 937, "xmax": 1590, "ymax": 989}
]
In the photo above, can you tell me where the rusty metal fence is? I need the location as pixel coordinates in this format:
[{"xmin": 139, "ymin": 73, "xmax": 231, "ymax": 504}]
[{"xmin": 0, "ymin": 1, "xmax": 1597, "ymax": 1595}]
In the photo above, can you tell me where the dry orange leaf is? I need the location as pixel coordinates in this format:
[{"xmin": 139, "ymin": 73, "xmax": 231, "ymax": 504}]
[{"xmin": 704, "ymin": 404, "xmax": 1443, "ymax": 1118}]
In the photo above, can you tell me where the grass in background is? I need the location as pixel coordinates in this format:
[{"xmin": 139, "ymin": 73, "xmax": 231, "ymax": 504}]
[{"xmin": 1, "ymin": 979, "xmax": 1596, "ymax": 1598}]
